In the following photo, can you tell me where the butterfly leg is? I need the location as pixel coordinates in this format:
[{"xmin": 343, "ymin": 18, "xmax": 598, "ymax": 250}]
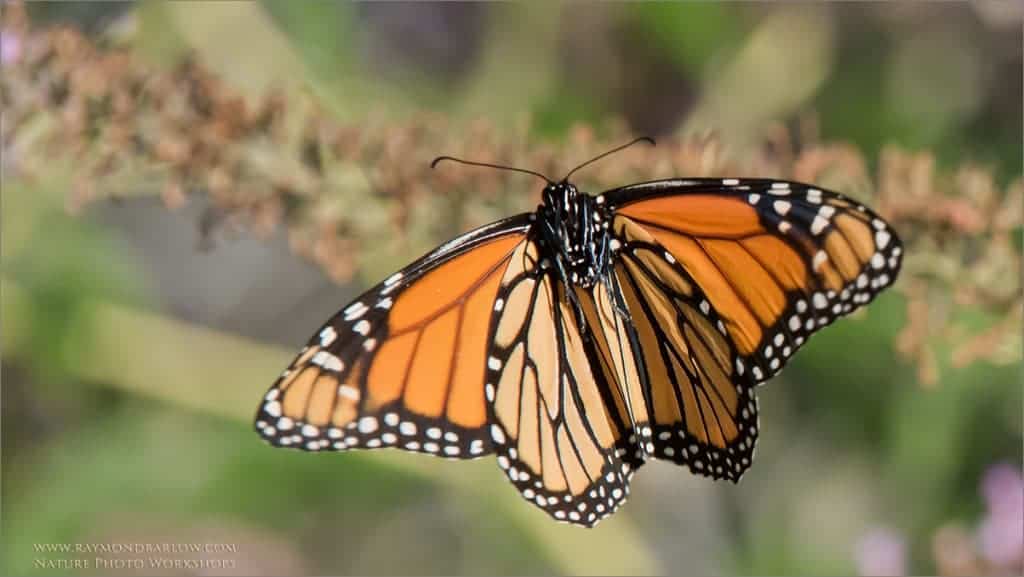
[
  {"xmin": 595, "ymin": 234, "xmax": 632, "ymax": 322},
  {"xmin": 552, "ymin": 256, "xmax": 590, "ymax": 335},
  {"xmin": 602, "ymin": 270, "xmax": 633, "ymax": 323}
]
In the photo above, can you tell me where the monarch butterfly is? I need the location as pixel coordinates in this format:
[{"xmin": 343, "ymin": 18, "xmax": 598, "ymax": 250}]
[{"xmin": 254, "ymin": 138, "xmax": 902, "ymax": 527}]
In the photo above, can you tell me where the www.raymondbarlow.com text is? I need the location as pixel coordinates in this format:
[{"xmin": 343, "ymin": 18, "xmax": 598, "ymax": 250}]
[{"xmin": 34, "ymin": 543, "xmax": 238, "ymax": 555}]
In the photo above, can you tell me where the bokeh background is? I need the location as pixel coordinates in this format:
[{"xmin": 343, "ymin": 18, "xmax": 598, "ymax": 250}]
[{"xmin": 2, "ymin": 2, "xmax": 1021, "ymax": 576}]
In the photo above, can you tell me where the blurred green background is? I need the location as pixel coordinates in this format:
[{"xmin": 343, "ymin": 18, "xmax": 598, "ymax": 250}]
[{"xmin": 2, "ymin": 2, "xmax": 1021, "ymax": 576}]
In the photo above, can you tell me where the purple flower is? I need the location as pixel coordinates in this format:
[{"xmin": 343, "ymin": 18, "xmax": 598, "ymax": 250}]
[
  {"xmin": 977, "ymin": 463, "xmax": 1024, "ymax": 568},
  {"xmin": 1, "ymin": 29, "xmax": 21, "ymax": 66},
  {"xmin": 855, "ymin": 527, "xmax": 907, "ymax": 576}
]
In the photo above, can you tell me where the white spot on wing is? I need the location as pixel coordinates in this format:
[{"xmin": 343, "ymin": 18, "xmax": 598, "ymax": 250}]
[
  {"xmin": 788, "ymin": 315, "xmax": 801, "ymax": 331},
  {"xmin": 264, "ymin": 400, "xmax": 282, "ymax": 418},
  {"xmin": 811, "ymin": 215, "xmax": 829, "ymax": 235},
  {"xmin": 813, "ymin": 292, "xmax": 828, "ymax": 309},
  {"xmin": 490, "ymin": 424, "xmax": 506, "ymax": 444},
  {"xmin": 312, "ymin": 351, "xmax": 344, "ymax": 372},
  {"xmin": 319, "ymin": 326, "xmax": 337, "ymax": 347},
  {"xmin": 326, "ymin": 354, "xmax": 344, "ymax": 372},
  {"xmin": 343, "ymin": 302, "xmax": 368, "ymax": 321},
  {"xmin": 812, "ymin": 250, "xmax": 828, "ymax": 271}
]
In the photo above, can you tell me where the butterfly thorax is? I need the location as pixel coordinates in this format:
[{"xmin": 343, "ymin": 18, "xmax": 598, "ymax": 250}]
[{"xmin": 538, "ymin": 182, "xmax": 611, "ymax": 288}]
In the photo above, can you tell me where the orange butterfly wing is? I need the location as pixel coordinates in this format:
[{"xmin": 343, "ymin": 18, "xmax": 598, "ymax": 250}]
[
  {"xmin": 602, "ymin": 178, "xmax": 902, "ymax": 479},
  {"xmin": 254, "ymin": 216, "xmax": 530, "ymax": 457},
  {"xmin": 485, "ymin": 236, "xmax": 642, "ymax": 526}
]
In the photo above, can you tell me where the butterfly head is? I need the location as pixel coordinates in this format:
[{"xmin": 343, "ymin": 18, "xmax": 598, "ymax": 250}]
[{"xmin": 541, "ymin": 181, "xmax": 580, "ymax": 215}]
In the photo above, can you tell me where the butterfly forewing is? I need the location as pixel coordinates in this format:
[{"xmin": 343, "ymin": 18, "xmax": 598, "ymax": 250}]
[
  {"xmin": 606, "ymin": 179, "xmax": 902, "ymax": 385},
  {"xmin": 254, "ymin": 216, "xmax": 531, "ymax": 457}
]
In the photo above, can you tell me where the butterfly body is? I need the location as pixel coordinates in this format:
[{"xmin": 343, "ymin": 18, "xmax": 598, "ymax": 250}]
[
  {"xmin": 256, "ymin": 173, "xmax": 902, "ymax": 527},
  {"xmin": 537, "ymin": 182, "xmax": 611, "ymax": 289}
]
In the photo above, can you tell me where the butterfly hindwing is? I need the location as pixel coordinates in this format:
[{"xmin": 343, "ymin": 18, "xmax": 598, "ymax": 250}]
[
  {"xmin": 609, "ymin": 220, "xmax": 759, "ymax": 480},
  {"xmin": 485, "ymin": 236, "xmax": 641, "ymax": 527}
]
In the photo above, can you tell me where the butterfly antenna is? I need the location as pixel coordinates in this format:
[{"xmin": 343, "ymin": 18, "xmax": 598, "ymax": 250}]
[
  {"xmin": 431, "ymin": 156, "xmax": 553, "ymax": 184},
  {"xmin": 562, "ymin": 136, "xmax": 656, "ymax": 182}
]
